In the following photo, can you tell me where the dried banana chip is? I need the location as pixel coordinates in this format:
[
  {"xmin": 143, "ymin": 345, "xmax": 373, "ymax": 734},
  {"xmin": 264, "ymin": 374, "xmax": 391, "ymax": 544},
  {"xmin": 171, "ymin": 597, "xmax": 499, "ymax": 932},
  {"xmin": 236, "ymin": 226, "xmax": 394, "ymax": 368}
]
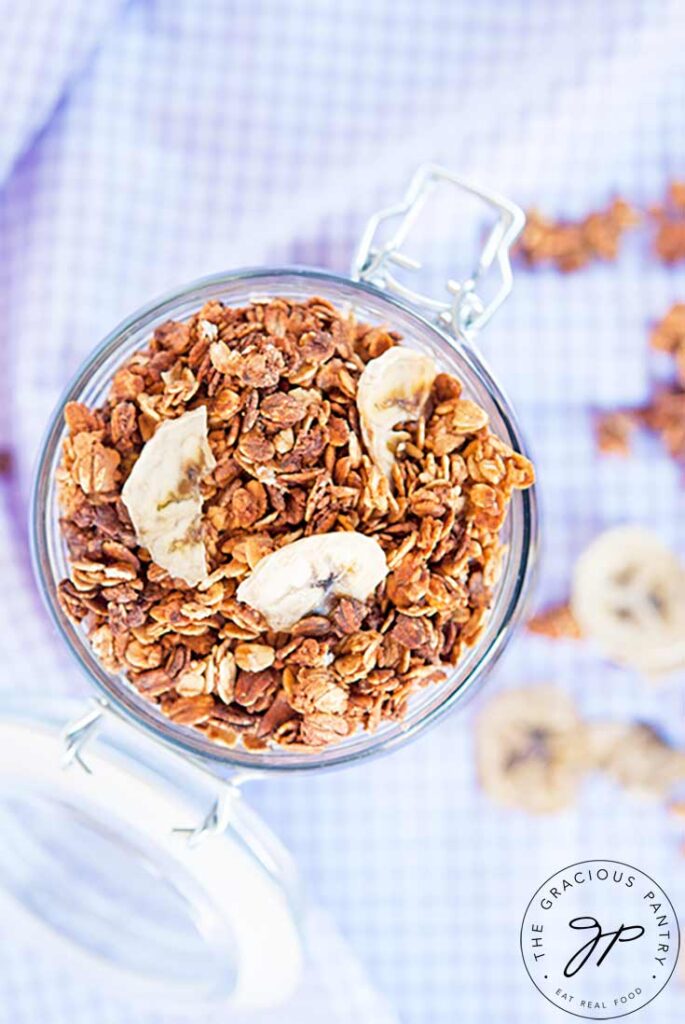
[
  {"xmin": 236, "ymin": 531, "xmax": 388, "ymax": 631},
  {"xmin": 121, "ymin": 406, "xmax": 216, "ymax": 586},
  {"xmin": 476, "ymin": 686, "xmax": 590, "ymax": 814},
  {"xmin": 357, "ymin": 346, "xmax": 436, "ymax": 478},
  {"xmin": 571, "ymin": 526, "xmax": 685, "ymax": 676}
]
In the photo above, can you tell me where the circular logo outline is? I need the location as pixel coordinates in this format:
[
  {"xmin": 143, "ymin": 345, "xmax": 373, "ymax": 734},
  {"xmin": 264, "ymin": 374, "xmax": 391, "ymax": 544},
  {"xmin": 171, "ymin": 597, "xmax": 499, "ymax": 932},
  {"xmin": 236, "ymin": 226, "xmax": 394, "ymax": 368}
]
[{"xmin": 520, "ymin": 858, "xmax": 680, "ymax": 1020}]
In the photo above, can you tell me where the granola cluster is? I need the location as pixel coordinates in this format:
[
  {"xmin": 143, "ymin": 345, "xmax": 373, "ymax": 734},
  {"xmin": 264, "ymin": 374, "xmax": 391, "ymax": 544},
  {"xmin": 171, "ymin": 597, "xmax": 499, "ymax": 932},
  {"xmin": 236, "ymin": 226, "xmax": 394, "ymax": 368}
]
[
  {"xmin": 56, "ymin": 296, "xmax": 533, "ymax": 752},
  {"xmin": 518, "ymin": 182, "xmax": 685, "ymax": 272},
  {"xmin": 516, "ymin": 198, "xmax": 637, "ymax": 272}
]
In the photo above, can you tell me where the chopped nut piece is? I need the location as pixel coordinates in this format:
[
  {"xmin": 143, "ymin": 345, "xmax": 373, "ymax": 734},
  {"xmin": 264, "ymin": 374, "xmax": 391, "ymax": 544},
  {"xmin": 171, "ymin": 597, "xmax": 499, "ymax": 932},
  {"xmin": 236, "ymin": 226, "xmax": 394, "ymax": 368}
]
[
  {"xmin": 260, "ymin": 391, "xmax": 310, "ymax": 428},
  {"xmin": 234, "ymin": 642, "xmax": 275, "ymax": 672},
  {"xmin": 71, "ymin": 433, "xmax": 121, "ymax": 495},
  {"xmin": 390, "ymin": 613, "xmax": 433, "ymax": 649},
  {"xmin": 235, "ymin": 668, "xmax": 279, "ymax": 708}
]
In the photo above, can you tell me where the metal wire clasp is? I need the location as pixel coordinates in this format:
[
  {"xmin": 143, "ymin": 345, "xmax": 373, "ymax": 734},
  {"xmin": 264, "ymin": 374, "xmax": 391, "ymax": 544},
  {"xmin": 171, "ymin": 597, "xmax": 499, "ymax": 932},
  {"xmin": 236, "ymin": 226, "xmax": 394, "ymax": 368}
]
[
  {"xmin": 171, "ymin": 782, "xmax": 243, "ymax": 848},
  {"xmin": 62, "ymin": 700, "xmax": 106, "ymax": 774},
  {"xmin": 61, "ymin": 701, "xmax": 259, "ymax": 846},
  {"xmin": 352, "ymin": 163, "xmax": 525, "ymax": 341}
]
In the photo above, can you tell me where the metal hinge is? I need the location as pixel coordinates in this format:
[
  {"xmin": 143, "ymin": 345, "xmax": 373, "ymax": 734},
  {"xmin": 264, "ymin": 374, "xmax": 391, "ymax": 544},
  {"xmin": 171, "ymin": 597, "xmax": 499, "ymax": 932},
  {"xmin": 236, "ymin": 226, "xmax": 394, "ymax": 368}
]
[{"xmin": 353, "ymin": 163, "xmax": 525, "ymax": 340}]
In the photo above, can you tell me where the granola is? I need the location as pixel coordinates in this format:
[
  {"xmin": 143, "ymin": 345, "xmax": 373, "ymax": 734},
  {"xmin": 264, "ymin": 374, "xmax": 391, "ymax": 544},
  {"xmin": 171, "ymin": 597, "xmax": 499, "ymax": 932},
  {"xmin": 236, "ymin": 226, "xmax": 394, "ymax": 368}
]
[
  {"xmin": 56, "ymin": 296, "xmax": 534, "ymax": 752},
  {"xmin": 650, "ymin": 181, "xmax": 685, "ymax": 264},
  {"xmin": 516, "ymin": 199, "xmax": 637, "ymax": 272},
  {"xmin": 595, "ymin": 304, "xmax": 685, "ymax": 470},
  {"xmin": 527, "ymin": 602, "xmax": 582, "ymax": 640}
]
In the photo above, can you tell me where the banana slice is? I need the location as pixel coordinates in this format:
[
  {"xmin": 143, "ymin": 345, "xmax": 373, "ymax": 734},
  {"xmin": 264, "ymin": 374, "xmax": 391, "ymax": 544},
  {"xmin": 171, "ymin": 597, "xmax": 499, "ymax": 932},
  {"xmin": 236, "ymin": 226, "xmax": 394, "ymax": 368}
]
[
  {"xmin": 476, "ymin": 686, "xmax": 590, "ymax": 814},
  {"xmin": 357, "ymin": 346, "xmax": 436, "ymax": 478},
  {"xmin": 236, "ymin": 531, "xmax": 387, "ymax": 631},
  {"xmin": 121, "ymin": 406, "xmax": 216, "ymax": 586},
  {"xmin": 571, "ymin": 526, "xmax": 685, "ymax": 676}
]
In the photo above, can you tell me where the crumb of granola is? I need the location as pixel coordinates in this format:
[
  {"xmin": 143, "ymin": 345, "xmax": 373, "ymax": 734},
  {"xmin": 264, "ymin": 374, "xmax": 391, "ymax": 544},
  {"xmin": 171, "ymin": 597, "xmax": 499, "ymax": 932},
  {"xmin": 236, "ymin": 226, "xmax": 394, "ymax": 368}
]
[
  {"xmin": 638, "ymin": 387, "xmax": 685, "ymax": 468},
  {"xmin": 516, "ymin": 199, "xmax": 638, "ymax": 272},
  {"xmin": 594, "ymin": 410, "xmax": 637, "ymax": 456},
  {"xmin": 669, "ymin": 799, "xmax": 685, "ymax": 819},
  {"xmin": 56, "ymin": 296, "xmax": 534, "ymax": 752},
  {"xmin": 527, "ymin": 602, "xmax": 583, "ymax": 640},
  {"xmin": 651, "ymin": 182, "xmax": 685, "ymax": 264},
  {"xmin": 650, "ymin": 302, "xmax": 685, "ymax": 385}
]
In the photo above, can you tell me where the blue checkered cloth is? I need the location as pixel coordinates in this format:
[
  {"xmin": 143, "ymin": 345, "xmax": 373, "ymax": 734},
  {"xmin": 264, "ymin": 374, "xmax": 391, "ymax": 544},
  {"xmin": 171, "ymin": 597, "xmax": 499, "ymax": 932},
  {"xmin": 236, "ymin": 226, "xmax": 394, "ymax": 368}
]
[{"xmin": 1, "ymin": 1, "xmax": 685, "ymax": 1021}]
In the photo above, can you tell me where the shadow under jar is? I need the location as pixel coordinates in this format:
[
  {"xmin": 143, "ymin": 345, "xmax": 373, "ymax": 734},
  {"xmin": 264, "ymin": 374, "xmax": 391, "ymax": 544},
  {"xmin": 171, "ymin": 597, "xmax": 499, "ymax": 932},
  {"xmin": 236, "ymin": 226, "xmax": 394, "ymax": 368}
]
[{"xmin": 32, "ymin": 166, "xmax": 538, "ymax": 777}]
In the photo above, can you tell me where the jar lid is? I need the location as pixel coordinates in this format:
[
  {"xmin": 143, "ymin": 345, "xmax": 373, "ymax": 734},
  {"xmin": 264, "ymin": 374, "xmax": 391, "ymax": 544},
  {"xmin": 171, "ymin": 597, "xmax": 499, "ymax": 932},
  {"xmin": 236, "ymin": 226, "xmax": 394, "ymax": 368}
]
[{"xmin": 0, "ymin": 697, "xmax": 303, "ymax": 1013}]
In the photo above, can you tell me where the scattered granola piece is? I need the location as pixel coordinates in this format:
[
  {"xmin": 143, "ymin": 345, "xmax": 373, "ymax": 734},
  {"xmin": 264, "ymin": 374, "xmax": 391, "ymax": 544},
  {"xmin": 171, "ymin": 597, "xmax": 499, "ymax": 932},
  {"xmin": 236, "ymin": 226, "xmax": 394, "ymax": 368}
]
[
  {"xmin": 527, "ymin": 602, "xmax": 583, "ymax": 639},
  {"xmin": 651, "ymin": 182, "xmax": 685, "ymax": 264},
  {"xmin": 639, "ymin": 386, "xmax": 685, "ymax": 468},
  {"xmin": 594, "ymin": 410, "xmax": 637, "ymax": 456},
  {"xmin": 517, "ymin": 199, "xmax": 638, "ymax": 272},
  {"xmin": 650, "ymin": 303, "xmax": 685, "ymax": 386},
  {"xmin": 596, "ymin": 305, "xmax": 685, "ymax": 470}
]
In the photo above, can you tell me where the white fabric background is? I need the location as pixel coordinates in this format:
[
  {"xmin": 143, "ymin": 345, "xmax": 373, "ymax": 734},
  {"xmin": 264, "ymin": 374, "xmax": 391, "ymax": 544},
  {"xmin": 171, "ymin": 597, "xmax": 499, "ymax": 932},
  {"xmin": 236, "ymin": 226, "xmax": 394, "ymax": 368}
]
[{"xmin": 1, "ymin": 1, "xmax": 685, "ymax": 1021}]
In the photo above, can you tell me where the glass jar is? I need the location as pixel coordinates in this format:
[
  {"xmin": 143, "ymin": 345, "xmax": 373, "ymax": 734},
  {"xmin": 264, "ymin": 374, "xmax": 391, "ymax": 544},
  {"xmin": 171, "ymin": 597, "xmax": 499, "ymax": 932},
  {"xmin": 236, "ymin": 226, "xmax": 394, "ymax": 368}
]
[
  {"xmin": 0, "ymin": 694, "xmax": 305, "ymax": 1012},
  {"xmin": 18, "ymin": 165, "xmax": 538, "ymax": 1008},
  {"xmin": 31, "ymin": 165, "xmax": 538, "ymax": 777}
]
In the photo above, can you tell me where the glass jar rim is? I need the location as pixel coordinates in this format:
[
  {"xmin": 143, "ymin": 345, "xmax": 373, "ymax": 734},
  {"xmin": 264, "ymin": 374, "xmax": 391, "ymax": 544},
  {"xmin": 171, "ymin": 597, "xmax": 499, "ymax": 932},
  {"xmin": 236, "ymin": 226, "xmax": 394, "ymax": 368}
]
[{"xmin": 30, "ymin": 266, "xmax": 538, "ymax": 775}]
